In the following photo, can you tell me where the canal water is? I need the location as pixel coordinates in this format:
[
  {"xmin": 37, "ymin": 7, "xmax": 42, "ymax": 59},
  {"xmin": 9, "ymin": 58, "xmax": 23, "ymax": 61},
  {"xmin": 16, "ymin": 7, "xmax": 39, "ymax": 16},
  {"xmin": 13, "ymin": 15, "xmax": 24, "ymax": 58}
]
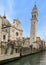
[{"xmin": 4, "ymin": 51, "xmax": 46, "ymax": 65}]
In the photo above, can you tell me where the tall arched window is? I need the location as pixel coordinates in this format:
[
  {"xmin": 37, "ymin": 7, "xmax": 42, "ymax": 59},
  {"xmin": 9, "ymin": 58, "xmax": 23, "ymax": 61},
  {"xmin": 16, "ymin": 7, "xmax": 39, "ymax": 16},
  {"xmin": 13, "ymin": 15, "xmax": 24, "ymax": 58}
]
[
  {"xmin": 16, "ymin": 32, "xmax": 19, "ymax": 36},
  {"xmin": 3, "ymin": 35, "xmax": 6, "ymax": 40}
]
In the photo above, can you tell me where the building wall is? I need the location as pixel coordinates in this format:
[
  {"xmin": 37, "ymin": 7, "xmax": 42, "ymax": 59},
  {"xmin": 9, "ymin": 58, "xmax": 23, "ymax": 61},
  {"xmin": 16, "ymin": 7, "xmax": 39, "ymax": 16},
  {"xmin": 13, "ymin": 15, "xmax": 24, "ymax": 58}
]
[
  {"xmin": 3, "ymin": 27, "xmax": 10, "ymax": 40},
  {"xmin": 10, "ymin": 26, "xmax": 22, "ymax": 41},
  {"xmin": 0, "ymin": 17, "xmax": 23, "ymax": 42},
  {"xmin": 0, "ymin": 17, "xmax": 2, "ymax": 43},
  {"xmin": 10, "ymin": 19, "xmax": 22, "ymax": 41},
  {"xmin": 30, "ymin": 20, "xmax": 37, "ymax": 44},
  {"xmin": 1, "ymin": 31, "xmax": 8, "ymax": 42}
]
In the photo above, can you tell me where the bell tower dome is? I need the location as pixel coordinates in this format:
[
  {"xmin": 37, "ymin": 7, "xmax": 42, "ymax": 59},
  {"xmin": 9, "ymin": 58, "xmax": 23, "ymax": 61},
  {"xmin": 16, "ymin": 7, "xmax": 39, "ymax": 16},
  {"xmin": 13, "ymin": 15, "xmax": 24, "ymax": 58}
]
[{"xmin": 32, "ymin": 4, "xmax": 38, "ymax": 20}]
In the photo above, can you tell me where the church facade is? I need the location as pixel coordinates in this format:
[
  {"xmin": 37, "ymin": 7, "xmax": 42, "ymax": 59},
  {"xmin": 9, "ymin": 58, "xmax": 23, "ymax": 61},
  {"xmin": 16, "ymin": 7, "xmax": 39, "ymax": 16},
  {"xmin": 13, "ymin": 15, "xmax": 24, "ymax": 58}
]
[{"xmin": 0, "ymin": 15, "xmax": 23, "ymax": 43}]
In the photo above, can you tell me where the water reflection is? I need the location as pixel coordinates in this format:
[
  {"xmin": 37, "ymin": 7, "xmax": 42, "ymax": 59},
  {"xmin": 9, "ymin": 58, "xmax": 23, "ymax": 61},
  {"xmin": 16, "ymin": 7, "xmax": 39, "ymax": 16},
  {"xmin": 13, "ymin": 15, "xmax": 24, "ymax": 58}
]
[{"xmin": 4, "ymin": 51, "xmax": 46, "ymax": 65}]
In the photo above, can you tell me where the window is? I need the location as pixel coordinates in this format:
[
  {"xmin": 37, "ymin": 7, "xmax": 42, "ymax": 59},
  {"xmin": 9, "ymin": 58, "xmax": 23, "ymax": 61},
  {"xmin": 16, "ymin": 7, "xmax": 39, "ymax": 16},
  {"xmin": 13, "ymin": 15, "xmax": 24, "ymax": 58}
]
[
  {"xmin": 16, "ymin": 32, "xmax": 18, "ymax": 36},
  {"xmin": 34, "ymin": 15, "xmax": 36, "ymax": 18},
  {"xmin": 3, "ymin": 35, "xmax": 6, "ymax": 40},
  {"xmin": 32, "ymin": 15, "xmax": 33, "ymax": 18},
  {"xmin": 34, "ymin": 22, "xmax": 35, "ymax": 24},
  {"xmin": 32, "ymin": 15, "xmax": 36, "ymax": 19}
]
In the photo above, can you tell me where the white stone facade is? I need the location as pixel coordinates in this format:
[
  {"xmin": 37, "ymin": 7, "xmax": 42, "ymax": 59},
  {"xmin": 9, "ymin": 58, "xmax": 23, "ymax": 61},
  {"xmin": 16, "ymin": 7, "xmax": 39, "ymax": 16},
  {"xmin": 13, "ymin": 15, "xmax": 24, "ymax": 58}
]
[{"xmin": 0, "ymin": 15, "xmax": 23, "ymax": 43}]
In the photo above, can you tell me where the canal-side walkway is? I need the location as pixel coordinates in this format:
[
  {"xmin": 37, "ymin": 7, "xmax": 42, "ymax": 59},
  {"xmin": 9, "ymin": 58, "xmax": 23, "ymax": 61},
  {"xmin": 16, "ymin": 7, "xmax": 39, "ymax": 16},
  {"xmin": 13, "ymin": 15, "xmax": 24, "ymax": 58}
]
[
  {"xmin": 0, "ymin": 53, "xmax": 20, "ymax": 61},
  {"xmin": 0, "ymin": 46, "xmax": 46, "ymax": 64},
  {"xmin": 0, "ymin": 49, "xmax": 40, "ymax": 63}
]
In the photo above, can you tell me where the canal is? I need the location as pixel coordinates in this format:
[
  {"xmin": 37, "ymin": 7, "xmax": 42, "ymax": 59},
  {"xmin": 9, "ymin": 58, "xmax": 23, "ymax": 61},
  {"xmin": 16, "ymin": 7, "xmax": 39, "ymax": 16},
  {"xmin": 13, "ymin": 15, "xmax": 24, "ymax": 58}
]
[{"xmin": 3, "ymin": 51, "xmax": 46, "ymax": 65}]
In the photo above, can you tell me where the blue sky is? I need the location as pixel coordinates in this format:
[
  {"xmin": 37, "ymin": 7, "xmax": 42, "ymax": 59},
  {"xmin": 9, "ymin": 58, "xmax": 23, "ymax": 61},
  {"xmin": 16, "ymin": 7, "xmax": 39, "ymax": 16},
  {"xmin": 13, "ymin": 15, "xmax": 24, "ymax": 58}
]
[{"xmin": 0, "ymin": 0, "xmax": 46, "ymax": 41}]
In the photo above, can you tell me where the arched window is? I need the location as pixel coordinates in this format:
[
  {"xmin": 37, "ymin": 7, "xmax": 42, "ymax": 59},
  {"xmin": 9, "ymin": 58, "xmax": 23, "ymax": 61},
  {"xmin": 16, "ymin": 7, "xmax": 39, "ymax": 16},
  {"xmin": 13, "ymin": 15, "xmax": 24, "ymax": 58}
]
[
  {"xmin": 3, "ymin": 35, "xmax": 6, "ymax": 40},
  {"xmin": 32, "ymin": 15, "xmax": 33, "ymax": 18},
  {"xmin": 16, "ymin": 32, "xmax": 19, "ymax": 36},
  {"xmin": 32, "ymin": 15, "xmax": 36, "ymax": 19},
  {"xmin": 34, "ymin": 15, "xmax": 36, "ymax": 18}
]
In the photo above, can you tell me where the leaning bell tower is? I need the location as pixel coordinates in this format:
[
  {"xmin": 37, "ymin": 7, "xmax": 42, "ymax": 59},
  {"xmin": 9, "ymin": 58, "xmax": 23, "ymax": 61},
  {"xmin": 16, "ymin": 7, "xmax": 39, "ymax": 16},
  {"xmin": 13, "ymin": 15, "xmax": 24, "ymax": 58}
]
[{"xmin": 30, "ymin": 4, "xmax": 38, "ymax": 45}]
